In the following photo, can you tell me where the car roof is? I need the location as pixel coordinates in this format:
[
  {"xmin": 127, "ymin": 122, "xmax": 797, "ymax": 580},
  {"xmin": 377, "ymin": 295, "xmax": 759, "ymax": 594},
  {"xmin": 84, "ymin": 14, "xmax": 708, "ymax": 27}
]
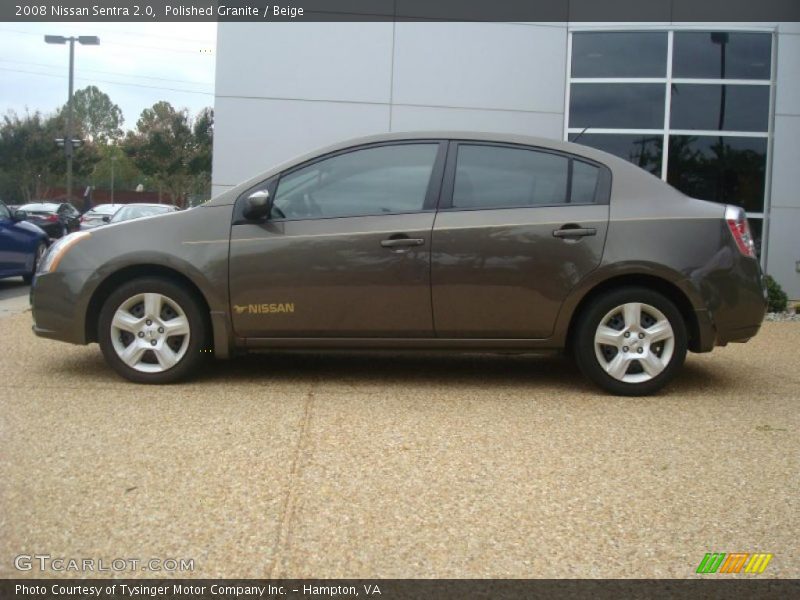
[
  {"xmin": 20, "ymin": 202, "xmax": 60, "ymax": 210},
  {"xmin": 117, "ymin": 203, "xmax": 176, "ymax": 209},
  {"xmin": 205, "ymin": 130, "xmax": 671, "ymax": 207},
  {"xmin": 87, "ymin": 204, "xmax": 121, "ymax": 212}
]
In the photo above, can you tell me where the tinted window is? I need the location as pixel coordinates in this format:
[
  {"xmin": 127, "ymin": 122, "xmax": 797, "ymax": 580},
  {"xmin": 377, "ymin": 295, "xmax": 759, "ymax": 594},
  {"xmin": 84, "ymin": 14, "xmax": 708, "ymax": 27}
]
[
  {"xmin": 670, "ymin": 84, "xmax": 769, "ymax": 131},
  {"xmin": 667, "ymin": 135, "xmax": 766, "ymax": 212},
  {"xmin": 0, "ymin": 203, "xmax": 10, "ymax": 220},
  {"xmin": 452, "ymin": 145, "xmax": 568, "ymax": 209},
  {"xmin": 273, "ymin": 144, "xmax": 438, "ymax": 219},
  {"xmin": 572, "ymin": 32, "xmax": 667, "ymax": 78},
  {"xmin": 569, "ymin": 83, "xmax": 665, "ymax": 129},
  {"xmin": 673, "ymin": 32, "xmax": 771, "ymax": 80},
  {"xmin": 571, "ymin": 161, "xmax": 600, "ymax": 204},
  {"xmin": 569, "ymin": 133, "xmax": 663, "ymax": 176}
]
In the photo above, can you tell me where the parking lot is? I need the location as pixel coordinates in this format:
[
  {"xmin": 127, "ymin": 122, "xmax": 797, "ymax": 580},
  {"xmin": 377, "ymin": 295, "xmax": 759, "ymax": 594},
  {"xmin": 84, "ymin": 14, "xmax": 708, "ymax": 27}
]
[{"xmin": 1, "ymin": 301, "xmax": 797, "ymax": 579}]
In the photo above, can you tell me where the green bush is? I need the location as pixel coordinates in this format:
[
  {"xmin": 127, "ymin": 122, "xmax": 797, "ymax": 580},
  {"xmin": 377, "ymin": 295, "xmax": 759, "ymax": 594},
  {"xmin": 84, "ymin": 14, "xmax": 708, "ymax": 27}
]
[{"xmin": 765, "ymin": 275, "xmax": 788, "ymax": 313}]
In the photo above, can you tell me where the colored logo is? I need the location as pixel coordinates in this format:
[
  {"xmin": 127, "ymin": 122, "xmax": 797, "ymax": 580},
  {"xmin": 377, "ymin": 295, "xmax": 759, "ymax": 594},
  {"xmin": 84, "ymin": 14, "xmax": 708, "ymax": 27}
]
[{"xmin": 696, "ymin": 553, "xmax": 773, "ymax": 574}]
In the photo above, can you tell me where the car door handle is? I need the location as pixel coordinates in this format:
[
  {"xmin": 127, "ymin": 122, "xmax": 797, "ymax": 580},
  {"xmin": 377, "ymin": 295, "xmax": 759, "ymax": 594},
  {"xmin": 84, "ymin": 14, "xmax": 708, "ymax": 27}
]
[
  {"xmin": 380, "ymin": 238, "xmax": 425, "ymax": 248},
  {"xmin": 553, "ymin": 226, "xmax": 597, "ymax": 238}
]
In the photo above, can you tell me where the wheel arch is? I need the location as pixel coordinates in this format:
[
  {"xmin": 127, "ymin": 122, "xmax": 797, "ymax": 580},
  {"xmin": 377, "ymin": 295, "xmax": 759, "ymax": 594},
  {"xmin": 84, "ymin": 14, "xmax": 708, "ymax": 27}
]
[
  {"xmin": 563, "ymin": 272, "xmax": 704, "ymax": 353},
  {"xmin": 85, "ymin": 264, "xmax": 212, "ymax": 345}
]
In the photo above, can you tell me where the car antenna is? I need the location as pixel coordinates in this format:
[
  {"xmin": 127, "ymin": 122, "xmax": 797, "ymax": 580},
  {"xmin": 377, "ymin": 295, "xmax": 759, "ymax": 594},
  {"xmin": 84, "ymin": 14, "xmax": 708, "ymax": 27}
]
[{"xmin": 571, "ymin": 126, "xmax": 590, "ymax": 143}]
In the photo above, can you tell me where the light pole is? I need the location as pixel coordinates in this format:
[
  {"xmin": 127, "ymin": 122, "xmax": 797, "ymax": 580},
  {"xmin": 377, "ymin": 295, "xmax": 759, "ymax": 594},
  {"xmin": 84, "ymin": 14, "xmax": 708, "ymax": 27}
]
[
  {"xmin": 110, "ymin": 152, "xmax": 117, "ymax": 203},
  {"xmin": 44, "ymin": 34, "xmax": 100, "ymax": 204}
]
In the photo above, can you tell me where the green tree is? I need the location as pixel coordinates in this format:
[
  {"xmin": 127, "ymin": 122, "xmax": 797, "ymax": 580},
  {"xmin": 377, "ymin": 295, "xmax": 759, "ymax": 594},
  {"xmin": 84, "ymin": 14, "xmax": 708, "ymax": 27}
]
[
  {"xmin": 64, "ymin": 85, "xmax": 124, "ymax": 144},
  {"xmin": 0, "ymin": 110, "xmax": 100, "ymax": 204},
  {"xmin": 123, "ymin": 102, "xmax": 213, "ymax": 207}
]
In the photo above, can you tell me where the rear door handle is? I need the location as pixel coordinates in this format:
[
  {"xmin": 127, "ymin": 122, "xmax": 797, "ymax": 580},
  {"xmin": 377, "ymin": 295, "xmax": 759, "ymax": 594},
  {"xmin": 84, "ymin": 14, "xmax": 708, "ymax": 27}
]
[
  {"xmin": 380, "ymin": 238, "xmax": 425, "ymax": 248},
  {"xmin": 553, "ymin": 226, "xmax": 597, "ymax": 239}
]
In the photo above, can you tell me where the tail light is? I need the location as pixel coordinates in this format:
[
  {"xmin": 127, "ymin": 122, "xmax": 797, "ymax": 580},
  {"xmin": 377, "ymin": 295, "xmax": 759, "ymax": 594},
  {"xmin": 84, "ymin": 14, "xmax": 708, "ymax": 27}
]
[
  {"xmin": 725, "ymin": 205, "xmax": 756, "ymax": 258},
  {"xmin": 45, "ymin": 214, "xmax": 59, "ymax": 222}
]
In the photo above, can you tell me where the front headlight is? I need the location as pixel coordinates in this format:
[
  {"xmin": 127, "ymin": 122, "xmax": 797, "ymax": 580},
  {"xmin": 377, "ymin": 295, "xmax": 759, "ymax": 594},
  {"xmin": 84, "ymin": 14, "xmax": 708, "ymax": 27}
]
[{"xmin": 38, "ymin": 232, "xmax": 91, "ymax": 273}]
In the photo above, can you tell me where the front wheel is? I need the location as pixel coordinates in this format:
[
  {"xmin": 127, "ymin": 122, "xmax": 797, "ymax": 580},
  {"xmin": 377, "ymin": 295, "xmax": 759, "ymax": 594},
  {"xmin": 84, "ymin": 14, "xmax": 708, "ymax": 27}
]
[
  {"xmin": 98, "ymin": 277, "xmax": 210, "ymax": 383},
  {"xmin": 573, "ymin": 287, "xmax": 687, "ymax": 396}
]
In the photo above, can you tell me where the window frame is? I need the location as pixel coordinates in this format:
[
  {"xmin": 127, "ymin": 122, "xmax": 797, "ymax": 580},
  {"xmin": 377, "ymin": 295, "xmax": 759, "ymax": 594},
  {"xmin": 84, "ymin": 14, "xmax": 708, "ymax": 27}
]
[
  {"xmin": 233, "ymin": 140, "xmax": 448, "ymax": 224},
  {"xmin": 437, "ymin": 140, "xmax": 612, "ymax": 212},
  {"xmin": 565, "ymin": 25, "xmax": 776, "ymax": 267}
]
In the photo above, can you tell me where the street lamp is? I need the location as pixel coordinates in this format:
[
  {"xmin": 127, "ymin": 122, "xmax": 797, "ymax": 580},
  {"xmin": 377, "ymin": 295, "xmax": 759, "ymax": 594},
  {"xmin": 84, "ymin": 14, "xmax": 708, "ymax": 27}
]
[{"xmin": 44, "ymin": 34, "xmax": 100, "ymax": 204}]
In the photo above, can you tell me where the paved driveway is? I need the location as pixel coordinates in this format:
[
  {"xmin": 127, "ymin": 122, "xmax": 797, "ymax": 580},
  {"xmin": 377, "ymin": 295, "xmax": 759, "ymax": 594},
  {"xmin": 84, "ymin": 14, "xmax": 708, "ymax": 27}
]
[{"xmin": 1, "ymin": 312, "xmax": 797, "ymax": 578}]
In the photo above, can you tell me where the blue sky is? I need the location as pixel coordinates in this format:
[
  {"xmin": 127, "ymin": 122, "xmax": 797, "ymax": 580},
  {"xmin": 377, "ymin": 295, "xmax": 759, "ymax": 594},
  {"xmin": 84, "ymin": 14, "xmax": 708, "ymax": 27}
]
[{"xmin": 0, "ymin": 22, "xmax": 217, "ymax": 130}]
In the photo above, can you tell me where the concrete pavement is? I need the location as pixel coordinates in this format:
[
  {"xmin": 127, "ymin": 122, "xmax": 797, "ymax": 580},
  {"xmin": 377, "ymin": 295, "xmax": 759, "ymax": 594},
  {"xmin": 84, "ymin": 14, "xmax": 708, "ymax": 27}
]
[
  {"xmin": 0, "ymin": 279, "xmax": 29, "ymax": 318},
  {"xmin": 0, "ymin": 312, "xmax": 797, "ymax": 578}
]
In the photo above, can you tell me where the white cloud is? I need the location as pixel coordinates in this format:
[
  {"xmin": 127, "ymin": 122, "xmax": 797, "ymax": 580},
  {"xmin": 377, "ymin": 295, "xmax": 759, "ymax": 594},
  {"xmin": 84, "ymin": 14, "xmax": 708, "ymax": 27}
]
[{"xmin": 0, "ymin": 22, "xmax": 217, "ymax": 129}]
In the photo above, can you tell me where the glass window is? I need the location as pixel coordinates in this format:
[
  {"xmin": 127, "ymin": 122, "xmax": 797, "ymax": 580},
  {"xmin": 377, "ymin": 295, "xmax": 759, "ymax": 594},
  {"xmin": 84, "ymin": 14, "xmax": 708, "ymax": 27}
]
[
  {"xmin": 670, "ymin": 84, "xmax": 769, "ymax": 131},
  {"xmin": 0, "ymin": 203, "xmax": 10, "ymax": 220},
  {"xmin": 572, "ymin": 32, "xmax": 667, "ymax": 78},
  {"xmin": 569, "ymin": 133, "xmax": 663, "ymax": 177},
  {"xmin": 673, "ymin": 32, "xmax": 771, "ymax": 80},
  {"xmin": 273, "ymin": 144, "xmax": 438, "ymax": 220},
  {"xmin": 571, "ymin": 161, "xmax": 600, "ymax": 204},
  {"xmin": 452, "ymin": 145, "xmax": 569, "ymax": 209},
  {"xmin": 666, "ymin": 136, "xmax": 766, "ymax": 212},
  {"xmin": 569, "ymin": 83, "xmax": 665, "ymax": 129}
]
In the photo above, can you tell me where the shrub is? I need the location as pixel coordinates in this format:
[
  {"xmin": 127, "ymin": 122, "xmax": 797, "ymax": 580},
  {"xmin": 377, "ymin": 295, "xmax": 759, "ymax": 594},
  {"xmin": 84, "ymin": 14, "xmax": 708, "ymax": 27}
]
[{"xmin": 765, "ymin": 275, "xmax": 788, "ymax": 313}]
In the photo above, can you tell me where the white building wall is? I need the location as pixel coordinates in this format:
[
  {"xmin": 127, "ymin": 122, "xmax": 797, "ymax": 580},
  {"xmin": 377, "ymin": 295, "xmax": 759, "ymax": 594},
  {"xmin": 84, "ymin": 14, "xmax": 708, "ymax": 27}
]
[
  {"xmin": 766, "ymin": 25, "xmax": 800, "ymax": 298},
  {"xmin": 211, "ymin": 22, "xmax": 568, "ymax": 197}
]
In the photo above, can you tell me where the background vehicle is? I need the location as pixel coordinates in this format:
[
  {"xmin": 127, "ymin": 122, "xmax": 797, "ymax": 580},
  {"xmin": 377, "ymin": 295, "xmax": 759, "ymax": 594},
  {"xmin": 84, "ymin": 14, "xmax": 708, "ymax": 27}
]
[
  {"xmin": 107, "ymin": 203, "xmax": 179, "ymax": 224},
  {"xmin": 30, "ymin": 133, "xmax": 767, "ymax": 395},
  {"xmin": 80, "ymin": 204, "xmax": 121, "ymax": 230},
  {"xmin": 17, "ymin": 202, "xmax": 81, "ymax": 239},
  {"xmin": 0, "ymin": 200, "xmax": 48, "ymax": 283}
]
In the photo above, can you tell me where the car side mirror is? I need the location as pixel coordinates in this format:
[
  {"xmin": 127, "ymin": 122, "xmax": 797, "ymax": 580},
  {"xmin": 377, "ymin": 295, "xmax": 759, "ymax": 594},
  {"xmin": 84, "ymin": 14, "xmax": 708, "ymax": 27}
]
[
  {"xmin": 13, "ymin": 210, "xmax": 28, "ymax": 221},
  {"xmin": 243, "ymin": 189, "xmax": 272, "ymax": 221},
  {"xmin": 102, "ymin": 215, "xmax": 111, "ymax": 223}
]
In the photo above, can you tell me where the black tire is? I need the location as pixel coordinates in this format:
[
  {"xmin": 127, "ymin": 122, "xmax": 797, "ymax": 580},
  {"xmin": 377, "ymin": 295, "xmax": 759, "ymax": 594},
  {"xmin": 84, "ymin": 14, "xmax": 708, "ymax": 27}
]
[
  {"xmin": 98, "ymin": 277, "xmax": 210, "ymax": 384},
  {"xmin": 573, "ymin": 286, "xmax": 687, "ymax": 396},
  {"xmin": 22, "ymin": 241, "xmax": 46, "ymax": 284}
]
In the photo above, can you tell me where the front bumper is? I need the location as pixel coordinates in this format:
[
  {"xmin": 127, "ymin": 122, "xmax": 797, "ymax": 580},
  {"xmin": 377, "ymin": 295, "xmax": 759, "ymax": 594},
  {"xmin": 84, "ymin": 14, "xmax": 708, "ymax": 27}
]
[{"xmin": 30, "ymin": 270, "xmax": 92, "ymax": 345}]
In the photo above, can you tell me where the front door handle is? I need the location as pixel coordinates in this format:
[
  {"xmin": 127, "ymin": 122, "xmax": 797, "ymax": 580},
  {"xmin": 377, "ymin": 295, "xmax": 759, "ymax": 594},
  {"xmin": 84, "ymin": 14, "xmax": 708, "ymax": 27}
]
[
  {"xmin": 380, "ymin": 238, "xmax": 425, "ymax": 248},
  {"xmin": 553, "ymin": 225, "xmax": 597, "ymax": 239}
]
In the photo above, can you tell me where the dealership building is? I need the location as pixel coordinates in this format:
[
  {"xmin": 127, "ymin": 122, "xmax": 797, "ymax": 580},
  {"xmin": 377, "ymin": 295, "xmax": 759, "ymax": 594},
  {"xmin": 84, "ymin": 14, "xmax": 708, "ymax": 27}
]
[{"xmin": 212, "ymin": 21, "xmax": 800, "ymax": 297}]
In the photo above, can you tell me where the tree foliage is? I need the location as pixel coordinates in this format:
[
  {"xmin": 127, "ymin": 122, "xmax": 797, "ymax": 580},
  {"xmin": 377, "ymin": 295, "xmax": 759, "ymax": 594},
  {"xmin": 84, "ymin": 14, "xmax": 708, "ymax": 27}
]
[
  {"xmin": 124, "ymin": 101, "xmax": 213, "ymax": 207},
  {"xmin": 0, "ymin": 110, "xmax": 99, "ymax": 203},
  {"xmin": 0, "ymin": 87, "xmax": 212, "ymax": 206},
  {"xmin": 64, "ymin": 85, "xmax": 124, "ymax": 143}
]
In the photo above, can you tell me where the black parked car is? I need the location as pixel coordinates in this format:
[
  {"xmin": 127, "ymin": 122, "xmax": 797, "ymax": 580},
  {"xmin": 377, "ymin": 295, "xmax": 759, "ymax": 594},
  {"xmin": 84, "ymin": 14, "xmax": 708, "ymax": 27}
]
[{"xmin": 18, "ymin": 202, "xmax": 81, "ymax": 239}]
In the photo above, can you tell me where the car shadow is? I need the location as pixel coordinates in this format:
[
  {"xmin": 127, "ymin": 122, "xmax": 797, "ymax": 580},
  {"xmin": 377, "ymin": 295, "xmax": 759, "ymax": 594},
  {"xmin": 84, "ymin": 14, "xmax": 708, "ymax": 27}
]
[
  {"xmin": 203, "ymin": 350, "xmax": 586, "ymax": 388},
  {"xmin": 39, "ymin": 346, "xmax": 740, "ymax": 397}
]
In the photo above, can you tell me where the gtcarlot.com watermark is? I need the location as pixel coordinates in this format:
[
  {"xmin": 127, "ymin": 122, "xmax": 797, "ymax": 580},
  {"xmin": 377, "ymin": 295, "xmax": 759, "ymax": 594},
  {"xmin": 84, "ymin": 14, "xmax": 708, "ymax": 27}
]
[{"xmin": 14, "ymin": 554, "xmax": 195, "ymax": 573}]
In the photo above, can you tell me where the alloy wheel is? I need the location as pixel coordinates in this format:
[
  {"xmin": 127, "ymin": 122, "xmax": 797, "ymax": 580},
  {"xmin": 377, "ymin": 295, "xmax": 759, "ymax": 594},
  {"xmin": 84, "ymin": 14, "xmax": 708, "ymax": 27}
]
[
  {"xmin": 593, "ymin": 302, "xmax": 675, "ymax": 384},
  {"xmin": 109, "ymin": 293, "xmax": 191, "ymax": 373}
]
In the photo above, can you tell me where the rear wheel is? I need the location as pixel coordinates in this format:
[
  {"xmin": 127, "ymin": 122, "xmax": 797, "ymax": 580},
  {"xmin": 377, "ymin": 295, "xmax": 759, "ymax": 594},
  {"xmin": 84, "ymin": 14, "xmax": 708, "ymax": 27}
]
[
  {"xmin": 573, "ymin": 286, "xmax": 687, "ymax": 396},
  {"xmin": 98, "ymin": 277, "xmax": 209, "ymax": 383},
  {"xmin": 23, "ymin": 242, "xmax": 46, "ymax": 284}
]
